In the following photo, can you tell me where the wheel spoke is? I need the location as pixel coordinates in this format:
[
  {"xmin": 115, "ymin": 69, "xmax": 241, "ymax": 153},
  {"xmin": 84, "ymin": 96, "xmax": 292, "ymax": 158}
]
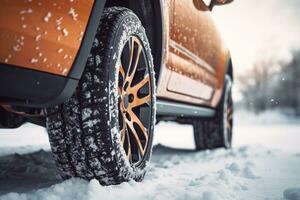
[
  {"xmin": 128, "ymin": 36, "xmax": 135, "ymax": 69},
  {"xmin": 121, "ymin": 115, "xmax": 126, "ymax": 144},
  {"xmin": 126, "ymin": 119, "xmax": 146, "ymax": 156},
  {"xmin": 132, "ymin": 94, "xmax": 151, "ymax": 108},
  {"xmin": 128, "ymin": 75, "xmax": 151, "ymax": 108},
  {"xmin": 125, "ymin": 38, "xmax": 142, "ymax": 87},
  {"xmin": 121, "ymin": 119, "xmax": 133, "ymax": 161},
  {"xmin": 127, "ymin": 144, "xmax": 132, "ymax": 162},
  {"xmin": 119, "ymin": 65, "xmax": 126, "ymax": 80},
  {"xmin": 129, "ymin": 75, "xmax": 150, "ymax": 93},
  {"xmin": 125, "ymin": 126, "xmax": 132, "ymax": 161},
  {"xmin": 128, "ymin": 109, "xmax": 148, "ymax": 141}
]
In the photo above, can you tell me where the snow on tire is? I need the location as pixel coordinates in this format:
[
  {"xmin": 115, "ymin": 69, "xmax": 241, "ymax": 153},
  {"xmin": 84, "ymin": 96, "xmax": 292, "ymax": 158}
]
[{"xmin": 46, "ymin": 7, "xmax": 156, "ymax": 185}]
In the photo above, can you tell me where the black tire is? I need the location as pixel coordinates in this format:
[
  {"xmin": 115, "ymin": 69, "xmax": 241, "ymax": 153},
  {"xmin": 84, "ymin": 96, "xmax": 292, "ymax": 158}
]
[
  {"xmin": 46, "ymin": 7, "xmax": 156, "ymax": 185},
  {"xmin": 193, "ymin": 75, "xmax": 233, "ymax": 150}
]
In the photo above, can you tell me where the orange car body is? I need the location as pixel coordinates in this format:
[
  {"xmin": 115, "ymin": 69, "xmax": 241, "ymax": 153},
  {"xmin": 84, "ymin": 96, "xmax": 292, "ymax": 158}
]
[
  {"xmin": 0, "ymin": 0, "xmax": 232, "ymax": 109},
  {"xmin": 0, "ymin": 0, "xmax": 94, "ymax": 76},
  {"xmin": 159, "ymin": 0, "xmax": 230, "ymax": 108}
]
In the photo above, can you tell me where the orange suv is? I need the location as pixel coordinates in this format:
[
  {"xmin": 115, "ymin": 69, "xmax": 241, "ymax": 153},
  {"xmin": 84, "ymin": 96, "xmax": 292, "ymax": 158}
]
[{"xmin": 0, "ymin": 0, "xmax": 234, "ymax": 185}]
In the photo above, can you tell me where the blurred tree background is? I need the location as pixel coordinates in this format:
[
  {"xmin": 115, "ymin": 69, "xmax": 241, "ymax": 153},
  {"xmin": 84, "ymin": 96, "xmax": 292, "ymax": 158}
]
[{"xmin": 238, "ymin": 50, "xmax": 300, "ymax": 116}]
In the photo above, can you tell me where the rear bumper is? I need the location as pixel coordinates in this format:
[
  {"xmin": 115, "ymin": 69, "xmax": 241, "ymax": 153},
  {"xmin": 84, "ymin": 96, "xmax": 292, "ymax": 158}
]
[{"xmin": 0, "ymin": 63, "xmax": 78, "ymax": 108}]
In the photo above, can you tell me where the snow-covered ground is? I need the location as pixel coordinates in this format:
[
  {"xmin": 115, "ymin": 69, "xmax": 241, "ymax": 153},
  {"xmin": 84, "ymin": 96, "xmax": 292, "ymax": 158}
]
[{"xmin": 0, "ymin": 111, "xmax": 300, "ymax": 200}]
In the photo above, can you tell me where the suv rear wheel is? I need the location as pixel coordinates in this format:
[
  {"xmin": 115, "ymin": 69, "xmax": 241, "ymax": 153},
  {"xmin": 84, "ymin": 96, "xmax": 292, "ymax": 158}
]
[
  {"xmin": 175, "ymin": 75, "xmax": 233, "ymax": 150},
  {"xmin": 46, "ymin": 7, "xmax": 156, "ymax": 185},
  {"xmin": 192, "ymin": 75, "xmax": 233, "ymax": 150}
]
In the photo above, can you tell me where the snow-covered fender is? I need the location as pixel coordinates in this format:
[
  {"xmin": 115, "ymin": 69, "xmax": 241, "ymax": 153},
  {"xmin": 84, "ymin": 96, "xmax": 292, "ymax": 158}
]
[{"xmin": 0, "ymin": 0, "xmax": 106, "ymax": 107}]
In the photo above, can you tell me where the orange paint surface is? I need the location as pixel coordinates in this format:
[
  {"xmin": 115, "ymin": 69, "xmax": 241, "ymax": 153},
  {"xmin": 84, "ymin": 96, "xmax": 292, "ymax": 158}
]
[{"xmin": 0, "ymin": 0, "xmax": 94, "ymax": 76}]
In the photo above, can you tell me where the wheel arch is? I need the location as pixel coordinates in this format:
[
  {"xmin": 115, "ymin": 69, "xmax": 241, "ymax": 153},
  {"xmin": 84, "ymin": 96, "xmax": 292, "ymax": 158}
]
[
  {"xmin": 104, "ymin": 0, "xmax": 164, "ymax": 83},
  {"xmin": 0, "ymin": 0, "xmax": 106, "ymax": 108},
  {"xmin": 212, "ymin": 55, "xmax": 234, "ymax": 108}
]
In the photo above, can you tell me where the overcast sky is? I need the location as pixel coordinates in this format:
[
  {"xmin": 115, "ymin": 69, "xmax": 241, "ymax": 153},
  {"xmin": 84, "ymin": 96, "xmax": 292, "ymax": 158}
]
[{"xmin": 212, "ymin": 0, "xmax": 300, "ymax": 76}]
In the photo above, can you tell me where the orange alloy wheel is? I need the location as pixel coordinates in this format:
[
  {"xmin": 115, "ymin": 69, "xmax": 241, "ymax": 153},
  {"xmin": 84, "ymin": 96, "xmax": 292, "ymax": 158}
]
[{"xmin": 118, "ymin": 36, "xmax": 153, "ymax": 165}]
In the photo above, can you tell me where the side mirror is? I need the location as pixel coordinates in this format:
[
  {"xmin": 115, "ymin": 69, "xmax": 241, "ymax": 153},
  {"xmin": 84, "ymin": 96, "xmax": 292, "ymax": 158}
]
[
  {"xmin": 209, "ymin": 0, "xmax": 234, "ymax": 10},
  {"xmin": 193, "ymin": 0, "xmax": 211, "ymax": 11}
]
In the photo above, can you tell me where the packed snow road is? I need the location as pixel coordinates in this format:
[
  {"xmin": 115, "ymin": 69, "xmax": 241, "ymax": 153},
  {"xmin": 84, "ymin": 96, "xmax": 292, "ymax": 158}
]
[{"xmin": 0, "ymin": 112, "xmax": 300, "ymax": 200}]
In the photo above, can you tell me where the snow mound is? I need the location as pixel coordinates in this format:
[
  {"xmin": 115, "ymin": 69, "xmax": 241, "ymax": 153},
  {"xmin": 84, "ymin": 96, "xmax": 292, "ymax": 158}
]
[
  {"xmin": 1, "ymin": 122, "xmax": 300, "ymax": 199},
  {"xmin": 0, "ymin": 145, "xmax": 50, "ymax": 157},
  {"xmin": 284, "ymin": 188, "xmax": 300, "ymax": 200},
  {"xmin": 2, "ymin": 179, "xmax": 87, "ymax": 200},
  {"xmin": 0, "ymin": 123, "xmax": 49, "ymax": 157},
  {"xmin": 1, "ymin": 144, "xmax": 299, "ymax": 200},
  {"xmin": 242, "ymin": 166, "xmax": 260, "ymax": 179},
  {"xmin": 0, "ymin": 150, "xmax": 61, "ymax": 195}
]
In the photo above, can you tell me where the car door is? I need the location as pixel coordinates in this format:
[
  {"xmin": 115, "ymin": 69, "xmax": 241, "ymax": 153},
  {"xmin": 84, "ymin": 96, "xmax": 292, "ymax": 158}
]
[{"xmin": 159, "ymin": 0, "xmax": 228, "ymax": 107}]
